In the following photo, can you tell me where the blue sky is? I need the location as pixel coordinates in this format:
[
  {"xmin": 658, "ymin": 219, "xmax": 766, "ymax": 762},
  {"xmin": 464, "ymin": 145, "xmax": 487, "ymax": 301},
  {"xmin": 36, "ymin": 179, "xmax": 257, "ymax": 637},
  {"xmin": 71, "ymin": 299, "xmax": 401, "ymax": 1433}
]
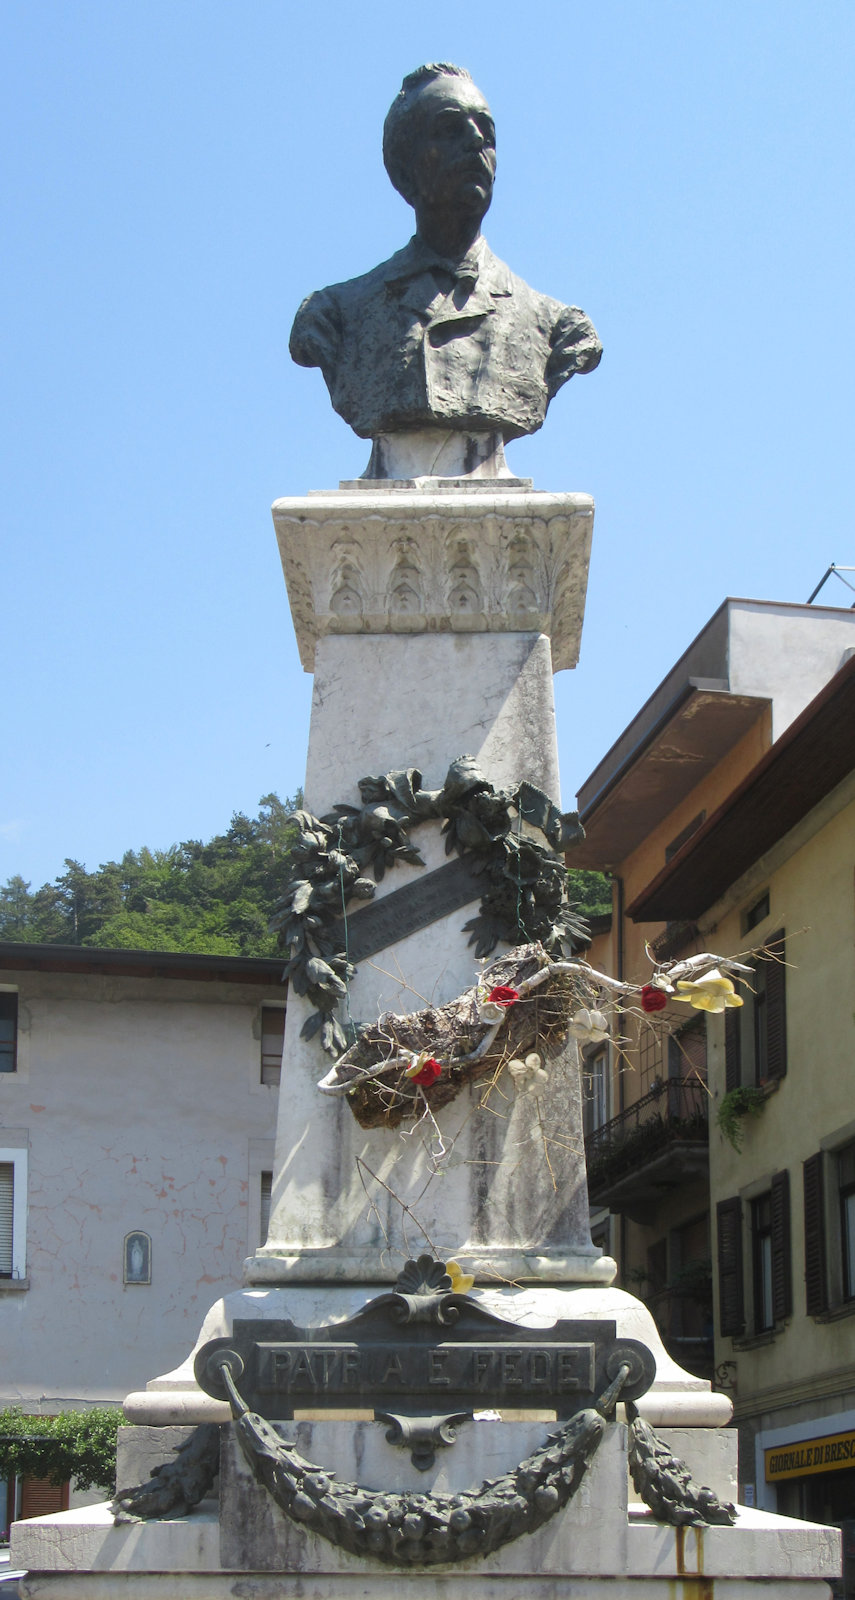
[{"xmin": 3, "ymin": 1, "xmax": 853, "ymax": 890}]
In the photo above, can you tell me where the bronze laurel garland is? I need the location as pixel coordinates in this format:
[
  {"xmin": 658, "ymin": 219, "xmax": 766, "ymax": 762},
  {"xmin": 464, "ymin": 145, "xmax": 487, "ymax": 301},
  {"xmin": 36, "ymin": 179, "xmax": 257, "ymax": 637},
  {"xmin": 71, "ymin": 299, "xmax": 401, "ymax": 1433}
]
[
  {"xmin": 626, "ymin": 1409, "xmax": 736, "ymax": 1527},
  {"xmin": 270, "ymin": 756, "xmax": 588, "ymax": 1057},
  {"xmin": 227, "ymin": 1372, "xmax": 605, "ymax": 1565}
]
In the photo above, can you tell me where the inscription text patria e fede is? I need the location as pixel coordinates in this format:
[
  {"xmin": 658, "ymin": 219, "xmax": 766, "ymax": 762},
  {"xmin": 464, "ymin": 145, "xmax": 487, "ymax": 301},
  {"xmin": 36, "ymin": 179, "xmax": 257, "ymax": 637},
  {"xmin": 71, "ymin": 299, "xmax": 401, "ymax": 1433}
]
[{"xmin": 256, "ymin": 1340, "xmax": 596, "ymax": 1401}]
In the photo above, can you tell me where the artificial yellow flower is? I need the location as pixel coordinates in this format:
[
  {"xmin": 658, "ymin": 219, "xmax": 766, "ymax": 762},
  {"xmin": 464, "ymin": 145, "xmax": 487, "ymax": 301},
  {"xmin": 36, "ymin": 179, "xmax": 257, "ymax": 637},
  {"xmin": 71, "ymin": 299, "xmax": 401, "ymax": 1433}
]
[
  {"xmin": 446, "ymin": 1259, "xmax": 475, "ymax": 1293},
  {"xmin": 673, "ymin": 967, "xmax": 744, "ymax": 1013}
]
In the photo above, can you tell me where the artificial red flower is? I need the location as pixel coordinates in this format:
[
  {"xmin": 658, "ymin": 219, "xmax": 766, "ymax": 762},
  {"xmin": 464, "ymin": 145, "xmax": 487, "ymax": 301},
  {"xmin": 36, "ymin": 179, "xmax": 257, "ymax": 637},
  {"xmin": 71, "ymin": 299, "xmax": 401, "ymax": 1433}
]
[
  {"xmin": 486, "ymin": 985, "xmax": 519, "ymax": 1008},
  {"xmin": 640, "ymin": 984, "xmax": 668, "ymax": 1014},
  {"xmin": 410, "ymin": 1057, "xmax": 443, "ymax": 1087}
]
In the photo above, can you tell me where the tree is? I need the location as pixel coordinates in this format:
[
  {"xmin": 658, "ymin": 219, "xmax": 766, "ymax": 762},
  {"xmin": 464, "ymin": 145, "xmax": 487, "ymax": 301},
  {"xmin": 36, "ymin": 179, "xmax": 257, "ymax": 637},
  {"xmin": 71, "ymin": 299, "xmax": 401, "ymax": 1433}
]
[
  {"xmin": 567, "ymin": 868, "xmax": 612, "ymax": 919},
  {"xmin": 0, "ymin": 876, "xmax": 33, "ymax": 940},
  {"xmin": 0, "ymin": 1407, "xmax": 121, "ymax": 1496},
  {"xmin": 0, "ymin": 795, "xmax": 301, "ymax": 958}
]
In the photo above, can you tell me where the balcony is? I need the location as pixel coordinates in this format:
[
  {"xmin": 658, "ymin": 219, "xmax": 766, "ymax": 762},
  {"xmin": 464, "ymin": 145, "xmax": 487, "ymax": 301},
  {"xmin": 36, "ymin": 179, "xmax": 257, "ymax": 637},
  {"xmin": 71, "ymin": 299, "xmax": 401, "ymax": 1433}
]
[{"xmin": 585, "ymin": 1075, "xmax": 709, "ymax": 1224}]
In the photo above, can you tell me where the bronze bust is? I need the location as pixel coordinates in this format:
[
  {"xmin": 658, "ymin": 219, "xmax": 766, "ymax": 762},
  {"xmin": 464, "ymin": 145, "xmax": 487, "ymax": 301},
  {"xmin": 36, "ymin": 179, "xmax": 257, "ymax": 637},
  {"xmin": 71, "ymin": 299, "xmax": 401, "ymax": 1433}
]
[{"xmin": 290, "ymin": 64, "xmax": 601, "ymax": 478}]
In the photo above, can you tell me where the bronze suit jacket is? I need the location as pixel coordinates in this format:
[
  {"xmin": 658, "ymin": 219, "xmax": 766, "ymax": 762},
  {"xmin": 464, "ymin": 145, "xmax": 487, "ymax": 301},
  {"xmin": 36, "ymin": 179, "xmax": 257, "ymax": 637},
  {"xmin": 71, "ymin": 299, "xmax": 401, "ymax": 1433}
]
[{"xmin": 290, "ymin": 236, "xmax": 602, "ymax": 442}]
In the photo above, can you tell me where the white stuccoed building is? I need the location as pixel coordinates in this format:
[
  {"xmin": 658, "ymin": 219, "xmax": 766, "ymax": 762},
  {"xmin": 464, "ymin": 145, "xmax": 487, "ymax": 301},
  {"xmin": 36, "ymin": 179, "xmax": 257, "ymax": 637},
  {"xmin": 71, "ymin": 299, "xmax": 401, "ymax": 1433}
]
[{"xmin": 0, "ymin": 943, "xmax": 284, "ymax": 1522}]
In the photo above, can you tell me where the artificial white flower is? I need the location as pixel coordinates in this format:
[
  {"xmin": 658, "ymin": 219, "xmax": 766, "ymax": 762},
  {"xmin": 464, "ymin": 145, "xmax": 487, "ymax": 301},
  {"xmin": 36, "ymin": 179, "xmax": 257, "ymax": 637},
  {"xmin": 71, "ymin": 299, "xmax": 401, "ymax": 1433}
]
[
  {"xmin": 508, "ymin": 1052, "xmax": 549, "ymax": 1095},
  {"xmin": 568, "ymin": 1006, "xmax": 610, "ymax": 1043}
]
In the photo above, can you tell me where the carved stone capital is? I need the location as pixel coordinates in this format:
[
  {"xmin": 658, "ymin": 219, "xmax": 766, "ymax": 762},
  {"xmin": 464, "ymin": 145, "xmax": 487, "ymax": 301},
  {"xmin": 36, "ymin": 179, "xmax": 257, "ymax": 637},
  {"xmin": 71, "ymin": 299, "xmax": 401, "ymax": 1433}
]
[{"xmin": 272, "ymin": 489, "xmax": 594, "ymax": 673}]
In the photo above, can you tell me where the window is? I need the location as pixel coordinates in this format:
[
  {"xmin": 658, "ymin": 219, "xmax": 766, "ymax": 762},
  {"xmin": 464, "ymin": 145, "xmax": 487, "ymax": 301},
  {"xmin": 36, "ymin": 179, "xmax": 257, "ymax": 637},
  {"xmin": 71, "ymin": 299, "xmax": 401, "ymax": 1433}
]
[
  {"xmin": 665, "ymin": 811, "xmax": 706, "ymax": 863},
  {"xmin": 260, "ymin": 1007, "xmax": 285, "ymax": 1086},
  {"xmin": 668, "ymin": 1015, "xmax": 707, "ymax": 1082},
  {"xmin": 725, "ymin": 930, "xmax": 786, "ymax": 1090},
  {"xmin": 752, "ymin": 1193, "xmax": 774, "ymax": 1332},
  {"xmin": 742, "ymin": 890, "xmax": 770, "ymax": 935},
  {"xmin": 582, "ymin": 1045, "xmax": 608, "ymax": 1139},
  {"xmin": 804, "ymin": 1138, "xmax": 855, "ymax": 1315},
  {"xmin": 840, "ymin": 1143, "xmax": 855, "ymax": 1302},
  {"xmin": 0, "ymin": 1147, "xmax": 28, "ymax": 1281},
  {"xmin": 0, "ymin": 994, "xmax": 17, "ymax": 1073},
  {"xmin": 259, "ymin": 1171, "xmax": 273, "ymax": 1246},
  {"xmin": 717, "ymin": 1170, "xmax": 791, "ymax": 1338},
  {"xmin": 638, "ymin": 1020, "xmax": 664, "ymax": 1097}
]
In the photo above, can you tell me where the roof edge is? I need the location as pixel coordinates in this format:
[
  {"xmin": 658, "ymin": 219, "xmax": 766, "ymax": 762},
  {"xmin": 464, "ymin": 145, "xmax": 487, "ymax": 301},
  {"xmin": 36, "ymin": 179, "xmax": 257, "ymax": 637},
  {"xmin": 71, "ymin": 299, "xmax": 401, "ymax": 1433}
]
[
  {"xmin": 0, "ymin": 942, "xmax": 287, "ymax": 986},
  {"xmin": 627, "ymin": 653, "xmax": 855, "ymax": 921}
]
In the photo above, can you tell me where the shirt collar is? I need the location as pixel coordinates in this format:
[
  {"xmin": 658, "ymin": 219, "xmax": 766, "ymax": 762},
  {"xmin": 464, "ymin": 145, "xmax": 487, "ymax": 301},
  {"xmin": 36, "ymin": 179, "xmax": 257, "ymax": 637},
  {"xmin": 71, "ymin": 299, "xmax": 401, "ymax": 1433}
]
[{"xmin": 384, "ymin": 234, "xmax": 491, "ymax": 288}]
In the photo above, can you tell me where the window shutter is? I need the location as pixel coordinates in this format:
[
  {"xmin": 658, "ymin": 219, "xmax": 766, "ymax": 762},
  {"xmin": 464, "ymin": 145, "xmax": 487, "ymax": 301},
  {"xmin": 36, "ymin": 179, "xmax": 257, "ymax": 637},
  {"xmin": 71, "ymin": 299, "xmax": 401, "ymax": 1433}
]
[
  {"xmin": 20, "ymin": 1477, "xmax": 69, "ymax": 1518},
  {"xmin": 771, "ymin": 1168, "xmax": 792, "ymax": 1321},
  {"xmin": 803, "ymin": 1151, "xmax": 828, "ymax": 1315},
  {"xmin": 0, "ymin": 994, "xmax": 17, "ymax": 1073},
  {"xmin": 0, "ymin": 1163, "xmax": 13, "ymax": 1276},
  {"xmin": 259, "ymin": 1171, "xmax": 273, "ymax": 1247},
  {"xmin": 724, "ymin": 1006, "xmax": 741, "ymax": 1092},
  {"xmin": 260, "ymin": 1007, "xmax": 285, "ymax": 1087},
  {"xmin": 764, "ymin": 930, "xmax": 787, "ymax": 1081},
  {"xmin": 716, "ymin": 1195, "xmax": 745, "ymax": 1337}
]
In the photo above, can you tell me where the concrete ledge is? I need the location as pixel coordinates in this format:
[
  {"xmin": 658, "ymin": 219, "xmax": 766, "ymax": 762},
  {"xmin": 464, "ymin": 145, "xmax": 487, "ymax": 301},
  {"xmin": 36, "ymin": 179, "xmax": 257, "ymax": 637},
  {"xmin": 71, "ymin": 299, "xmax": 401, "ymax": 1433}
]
[
  {"xmin": 11, "ymin": 1503, "xmax": 220, "ymax": 1574},
  {"xmin": 18, "ymin": 1569, "xmax": 839, "ymax": 1599},
  {"xmin": 627, "ymin": 1504, "xmax": 840, "ymax": 1579}
]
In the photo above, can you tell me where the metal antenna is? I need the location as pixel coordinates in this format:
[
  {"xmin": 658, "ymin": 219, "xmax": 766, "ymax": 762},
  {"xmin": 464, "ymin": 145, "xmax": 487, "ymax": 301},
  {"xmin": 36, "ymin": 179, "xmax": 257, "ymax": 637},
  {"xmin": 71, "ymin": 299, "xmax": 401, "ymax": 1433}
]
[{"xmin": 806, "ymin": 564, "xmax": 855, "ymax": 606}]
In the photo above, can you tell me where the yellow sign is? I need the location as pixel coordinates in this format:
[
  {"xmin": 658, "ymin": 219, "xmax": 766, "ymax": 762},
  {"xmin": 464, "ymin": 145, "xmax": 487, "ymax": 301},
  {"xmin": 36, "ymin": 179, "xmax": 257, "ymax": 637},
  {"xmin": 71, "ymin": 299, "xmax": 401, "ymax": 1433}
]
[{"xmin": 766, "ymin": 1429, "xmax": 855, "ymax": 1481}]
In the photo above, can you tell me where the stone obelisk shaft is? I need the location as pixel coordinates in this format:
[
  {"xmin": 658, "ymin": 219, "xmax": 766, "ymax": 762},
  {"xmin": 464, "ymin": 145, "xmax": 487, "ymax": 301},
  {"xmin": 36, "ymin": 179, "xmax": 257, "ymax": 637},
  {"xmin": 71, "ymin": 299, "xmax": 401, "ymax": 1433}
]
[{"xmin": 245, "ymin": 487, "xmax": 612, "ymax": 1287}]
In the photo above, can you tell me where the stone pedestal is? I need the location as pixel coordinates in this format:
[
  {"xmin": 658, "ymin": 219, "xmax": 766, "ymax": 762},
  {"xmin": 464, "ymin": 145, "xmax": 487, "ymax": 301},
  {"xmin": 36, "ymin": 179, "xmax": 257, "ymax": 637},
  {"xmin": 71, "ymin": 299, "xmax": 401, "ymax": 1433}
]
[{"xmin": 243, "ymin": 487, "xmax": 605, "ymax": 1289}]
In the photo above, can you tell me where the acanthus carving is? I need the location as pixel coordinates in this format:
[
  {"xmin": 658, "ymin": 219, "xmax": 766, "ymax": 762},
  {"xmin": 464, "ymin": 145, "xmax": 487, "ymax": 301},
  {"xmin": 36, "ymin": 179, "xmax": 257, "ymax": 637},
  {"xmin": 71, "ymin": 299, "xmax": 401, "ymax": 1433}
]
[{"xmin": 274, "ymin": 493, "xmax": 593, "ymax": 671}]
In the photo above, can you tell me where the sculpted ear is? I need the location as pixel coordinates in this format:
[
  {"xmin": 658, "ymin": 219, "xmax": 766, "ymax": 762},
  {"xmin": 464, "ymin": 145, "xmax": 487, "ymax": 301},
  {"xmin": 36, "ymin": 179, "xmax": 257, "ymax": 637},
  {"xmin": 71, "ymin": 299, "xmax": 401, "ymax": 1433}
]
[{"xmin": 383, "ymin": 144, "xmax": 419, "ymax": 208}]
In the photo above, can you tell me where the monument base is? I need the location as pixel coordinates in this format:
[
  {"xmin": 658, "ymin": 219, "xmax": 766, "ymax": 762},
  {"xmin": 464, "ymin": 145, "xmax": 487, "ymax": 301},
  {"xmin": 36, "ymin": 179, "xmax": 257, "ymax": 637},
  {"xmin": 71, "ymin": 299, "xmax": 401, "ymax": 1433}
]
[{"xmin": 13, "ymin": 1419, "xmax": 839, "ymax": 1596}]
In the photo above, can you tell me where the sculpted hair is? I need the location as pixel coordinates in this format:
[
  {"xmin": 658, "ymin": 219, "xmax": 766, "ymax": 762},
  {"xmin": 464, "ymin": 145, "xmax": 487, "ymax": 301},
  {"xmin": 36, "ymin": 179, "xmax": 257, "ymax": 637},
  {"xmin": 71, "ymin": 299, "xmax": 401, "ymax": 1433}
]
[{"xmin": 383, "ymin": 62, "xmax": 474, "ymax": 203}]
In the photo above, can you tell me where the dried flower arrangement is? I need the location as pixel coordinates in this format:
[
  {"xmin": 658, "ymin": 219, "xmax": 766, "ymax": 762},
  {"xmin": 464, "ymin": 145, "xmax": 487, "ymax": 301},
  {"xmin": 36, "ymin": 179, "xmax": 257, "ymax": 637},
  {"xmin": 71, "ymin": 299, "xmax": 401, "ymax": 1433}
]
[{"xmin": 317, "ymin": 941, "xmax": 755, "ymax": 1130}]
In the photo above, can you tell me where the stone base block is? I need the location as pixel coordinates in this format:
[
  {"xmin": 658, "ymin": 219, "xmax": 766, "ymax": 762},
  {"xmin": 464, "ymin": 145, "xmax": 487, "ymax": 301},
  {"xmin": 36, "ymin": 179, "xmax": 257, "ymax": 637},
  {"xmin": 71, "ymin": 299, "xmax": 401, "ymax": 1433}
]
[{"xmin": 115, "ymin": 1427, "xmax": 204, "ymax": 1499}]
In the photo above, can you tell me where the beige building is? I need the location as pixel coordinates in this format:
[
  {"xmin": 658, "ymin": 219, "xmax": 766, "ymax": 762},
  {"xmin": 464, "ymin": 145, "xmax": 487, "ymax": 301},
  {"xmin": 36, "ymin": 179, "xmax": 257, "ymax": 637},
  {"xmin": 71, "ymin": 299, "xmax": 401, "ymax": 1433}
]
[
  {"xmin": 573, "ymin": 600, "xmax": 855, "ymax": 1560},
  {"xmin": 0, "ymin": 944, "xmax": 285, "ymax": 1526}
]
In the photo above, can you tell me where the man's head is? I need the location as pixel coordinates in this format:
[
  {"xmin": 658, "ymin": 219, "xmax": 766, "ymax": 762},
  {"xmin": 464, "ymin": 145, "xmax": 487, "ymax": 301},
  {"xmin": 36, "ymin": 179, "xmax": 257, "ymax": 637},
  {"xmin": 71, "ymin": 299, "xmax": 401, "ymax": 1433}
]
[{"xmin": 383, "ymin": 64, "xmax": 496, "ymax": 227}]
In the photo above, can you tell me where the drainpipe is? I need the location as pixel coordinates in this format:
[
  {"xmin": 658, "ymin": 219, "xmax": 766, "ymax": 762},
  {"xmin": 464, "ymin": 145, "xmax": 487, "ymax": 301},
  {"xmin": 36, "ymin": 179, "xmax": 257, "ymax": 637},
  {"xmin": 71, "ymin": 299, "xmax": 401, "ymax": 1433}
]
[
  {"xmin": 615, "ymin": 874, "xmax": 625, "ymax": 1112},
  {"xmin": 614, "ymin": 872, "xmax": 627, "ymax": 1288}
]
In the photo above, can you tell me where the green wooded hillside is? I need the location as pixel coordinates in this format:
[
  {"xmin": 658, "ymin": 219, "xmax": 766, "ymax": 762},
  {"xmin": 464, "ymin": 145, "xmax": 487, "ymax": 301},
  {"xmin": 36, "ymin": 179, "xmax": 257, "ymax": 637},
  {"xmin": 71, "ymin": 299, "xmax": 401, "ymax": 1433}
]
[
  {"xmin": 0, "ymin": 794, "xmax": 611, "ymax": 957},
  {"xmin": 0, "ymin": 794, "xmax": 299, "ymax": 956}
]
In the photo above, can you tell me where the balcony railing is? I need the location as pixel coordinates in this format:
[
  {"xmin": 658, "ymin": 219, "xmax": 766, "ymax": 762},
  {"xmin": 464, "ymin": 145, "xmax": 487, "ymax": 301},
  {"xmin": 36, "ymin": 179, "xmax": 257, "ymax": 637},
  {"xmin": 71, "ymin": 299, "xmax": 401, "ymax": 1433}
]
[{"xmin": 585, "ymin": 1075, "xmax": 709, "ymax": 1218}]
